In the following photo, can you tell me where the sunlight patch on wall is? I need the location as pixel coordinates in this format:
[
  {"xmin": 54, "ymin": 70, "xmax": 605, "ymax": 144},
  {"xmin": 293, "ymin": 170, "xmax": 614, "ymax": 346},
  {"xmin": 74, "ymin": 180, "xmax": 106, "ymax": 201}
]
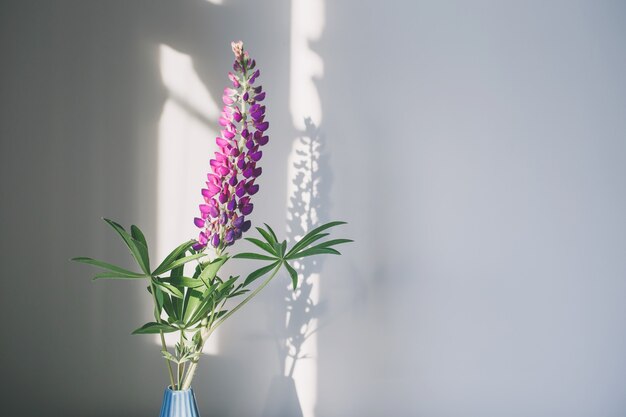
[
  {"xmin": 290, "ymin": 0, "xmax": 325, "ymax": 130},
  {"xmin": 157, "ymin": 44, "xmax": 220, "ymax": 354},
  {"xmin": 288, "ymin": 1, "xmax": 325, "ymax": 416}
]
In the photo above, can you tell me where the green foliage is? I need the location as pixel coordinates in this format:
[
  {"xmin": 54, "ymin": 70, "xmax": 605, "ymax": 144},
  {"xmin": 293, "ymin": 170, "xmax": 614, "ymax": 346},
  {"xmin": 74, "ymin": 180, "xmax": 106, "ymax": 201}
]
[
  {"xmin": 233, "ymin": 221, "xmax": 352, "ymax": 290},
  {"xmin": 132, "ymin": 322, "xmax": 178, "ymax": 334},
  {"xmin": 72, "ymin": 218, "xmax": 350, "ymax": 390}
]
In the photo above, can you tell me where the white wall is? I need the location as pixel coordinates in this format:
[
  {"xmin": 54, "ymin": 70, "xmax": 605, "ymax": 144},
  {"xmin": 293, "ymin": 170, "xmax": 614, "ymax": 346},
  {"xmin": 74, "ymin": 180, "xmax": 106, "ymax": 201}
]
[{"xmin": 1, "ymin": 1, "xmax": 625, "ymax": 416}]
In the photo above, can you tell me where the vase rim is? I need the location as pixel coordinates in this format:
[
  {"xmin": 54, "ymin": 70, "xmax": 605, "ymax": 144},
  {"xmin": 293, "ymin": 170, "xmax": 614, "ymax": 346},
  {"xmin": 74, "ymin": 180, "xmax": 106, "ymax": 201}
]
[{"xmin": 166, "ymin": 385, "xmax": 193, "ymax": 393}]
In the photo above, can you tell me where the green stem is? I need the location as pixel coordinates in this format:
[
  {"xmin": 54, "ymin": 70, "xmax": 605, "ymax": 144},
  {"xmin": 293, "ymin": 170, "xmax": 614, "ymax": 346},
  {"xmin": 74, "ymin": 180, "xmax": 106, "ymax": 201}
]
[
  {"xmin": 180, "ymin": 262, "xmax": 283, "ymax": 389},
  {"xmin": 148, "ymin": 278, "xmax": 176, "ymax": 390},
  {"xmin": 177, "ymin": 330, "xmax": 183, "ymax": 389}
]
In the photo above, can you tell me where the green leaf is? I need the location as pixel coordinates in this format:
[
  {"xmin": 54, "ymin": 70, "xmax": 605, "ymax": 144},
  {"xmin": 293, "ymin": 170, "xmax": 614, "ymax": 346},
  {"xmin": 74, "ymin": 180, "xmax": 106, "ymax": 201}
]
[
  {"xmin": 103, "ymin": 218, "xmax": 151, "ymax": 274},
  {"xmin": 284, "ymin": 261, "xmax": 299, "ymax": 290},
  {"xmin": 130, "ymin": 225, "xmax": 147, "ymax": 248},
  {"xmin": 244, "ymin": 261, "xmax": 280, "ymax": 287},
  {"xmin": 182, "ymin": 289, "xmax": 204, "ymax": 323},
  {"xmin": 217, "ymin": 275, "xmax": 238, "ymax": 293},
  {"xmin": 153, "ymin": 253, "xmax": 206, "ymax": 276},
  {"xmin": 198, "ymin": 257, "xmax": 228, "ymax": 287},
  {"xmin": 162, "ymin": 292, "xmax": 177, "ymax": 320},
  {"xmin": 163, "ymin": 276, "xmax": 205, "ymax": 288},
  {"xmin": 256, "ymin": 226, "xmax": 278, "ymax": 247},
  {"xmin": 287, "ymin": 233, "xmax": 329, "ymax": 257},
  {"xmin": 149, "ymin": 284, "xmax": 165, "ymax": 314},
  {"xmin": 71, "ymin": 257, "xmax": 145, "ymax": 277},
  {"xmin": 232, "ymin": 252, "xmax": 277, "ymax": 261},
  {"xmin": 152, "ymin": 240, "xmax": 196, "ymax": 276},
  {"xmin": 286, "ymin": 247, "xmax": 340, "ymax": 260},
  {"xmin": 131, "ymin": 322, "xmax": 177, "ymax": 335},
  {"xmin": 315, "ymin": 238, "xmax": 354, "ymax": 248},
  {"xmin": 244, "ymin": 237, "xmax": 277, "ymax": 256},
  {"xmin": 93, "ymin": 272, "xmax": 147, "ymax": 280},
  {"xmin": 228, "ymin": 289, "xmax": 250, "ymax": 298},
  {"xmin": 153, "ymin": 279, "xmax": 184, "ymax": 299},
  {"xmin": 280, "ymin": 240, "xmax": 287, "ymax": 257},
  {"xmin": 286, "ymin": 221, "xmax": 347, "ymax": 257},
  {"xmin": 264, "ymin": 223, "xmax": 279, "ymax": 244}
]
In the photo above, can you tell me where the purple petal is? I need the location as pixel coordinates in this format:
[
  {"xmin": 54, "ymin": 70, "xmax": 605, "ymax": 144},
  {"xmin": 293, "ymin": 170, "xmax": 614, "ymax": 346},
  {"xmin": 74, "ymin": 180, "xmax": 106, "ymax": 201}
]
[
  {"xmin": 240, "ymin": 203, "xmax": 253, "ymax": 216},
  {"xmin": 255, "ymin": 121, "xmax": 269, "ymax": 132},
  {"xmin": 254, "ymin": 92, "xmax": 266, "ymax": 101},
  {"xmin": 247, "ymin": 184, "xmax": 259, "ymax": 195},
  {"xmin": 216, "ymin": 137, "xmax": 229, "ymax": 148},
  {"xmin": 249, "ymin": 151, "xmax": 262, "ymax": 162},
  {"xmin": 257, "ymin": 135, "xmax": 269, "ymax": 146},
  {"xmin": 242, "ymin": 220, "xmax": 251, "ymax": 232},
  {"xmin": 233, "ymin": 216, "xmax": 244, "ymax": 228},
  {"xmin": 211, "ymin": 233, "xmax": 221, "ymax": 247},
  {"xmin": 194, "ymin": 217, "xmax": 205, "ymax": 228},
  {"xmin": 209, "ymin": 205, "xmax": 219, "ymax": 218},
  {"xmin": 235, "ymin": 182, "xmax": 246, "ymax": 197},
  {"xmin": 224, "ymin": 229, "xmax": 235, "ymax": 243}
]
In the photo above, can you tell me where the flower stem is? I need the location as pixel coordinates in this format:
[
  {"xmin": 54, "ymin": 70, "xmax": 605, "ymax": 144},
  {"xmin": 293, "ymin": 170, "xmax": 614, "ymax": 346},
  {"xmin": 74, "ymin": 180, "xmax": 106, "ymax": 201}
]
[
  {"xmin": 180, "ymin": 262, "xmax": 283, "ymax": 389},
  {"xmin": 148, "ymin": 278, "xmax": 176, "ymax": 390}
]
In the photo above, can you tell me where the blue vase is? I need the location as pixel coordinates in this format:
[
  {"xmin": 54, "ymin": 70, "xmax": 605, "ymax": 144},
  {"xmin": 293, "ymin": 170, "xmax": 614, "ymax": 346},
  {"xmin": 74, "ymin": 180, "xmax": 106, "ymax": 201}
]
[{"xmin": 158, "ymin": 387, "xmax": 201, "ymax": 417}]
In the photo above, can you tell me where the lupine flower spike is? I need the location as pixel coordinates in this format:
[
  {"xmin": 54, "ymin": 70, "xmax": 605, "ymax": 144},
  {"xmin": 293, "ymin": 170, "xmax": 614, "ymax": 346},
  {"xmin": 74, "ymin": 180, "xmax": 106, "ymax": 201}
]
[{"xmin": 193, "ymin": 41, "xmax": 269, "ymax": 252}]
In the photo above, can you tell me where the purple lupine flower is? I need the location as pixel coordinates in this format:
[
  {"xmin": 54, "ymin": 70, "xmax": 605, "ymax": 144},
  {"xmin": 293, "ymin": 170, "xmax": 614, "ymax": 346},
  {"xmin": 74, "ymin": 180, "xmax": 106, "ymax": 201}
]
[{"xmin": 193, "ymin": 41, "xmax": 269, "ymax": 252}]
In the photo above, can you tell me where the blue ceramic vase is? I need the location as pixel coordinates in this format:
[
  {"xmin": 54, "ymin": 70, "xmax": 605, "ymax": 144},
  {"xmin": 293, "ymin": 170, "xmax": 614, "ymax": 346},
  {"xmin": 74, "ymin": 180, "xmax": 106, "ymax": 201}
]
[{"xmin": 159, "ymin": 387, "xmax": 201, "ymax": 417}]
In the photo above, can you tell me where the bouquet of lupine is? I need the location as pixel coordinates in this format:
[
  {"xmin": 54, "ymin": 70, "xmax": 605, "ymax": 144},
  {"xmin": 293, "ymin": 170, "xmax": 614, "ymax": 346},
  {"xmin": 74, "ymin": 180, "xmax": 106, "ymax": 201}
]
[{"xmin": 72, "ymin": 42, "xmax": 350, "ymax": 391}]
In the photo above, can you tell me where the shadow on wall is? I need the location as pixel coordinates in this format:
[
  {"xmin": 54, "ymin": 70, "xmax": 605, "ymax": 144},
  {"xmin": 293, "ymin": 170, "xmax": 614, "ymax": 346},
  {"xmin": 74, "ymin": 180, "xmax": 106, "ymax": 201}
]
[{"xmin": 262, "ymin": 118, "xmax": 331, "ymax": 417}]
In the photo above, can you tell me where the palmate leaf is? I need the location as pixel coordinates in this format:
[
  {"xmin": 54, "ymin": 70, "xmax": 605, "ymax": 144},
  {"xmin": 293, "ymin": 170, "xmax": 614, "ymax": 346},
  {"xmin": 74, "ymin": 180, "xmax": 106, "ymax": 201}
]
[
  {"xmin": 132, "ymin": 322, "xmax": 178, "ymax": 335},
  {"xmin": 103, "ymin": 218, "xmax": 151, "ymax": 274},
  {"xmin": 233, "ymin": 221, "xmax": 350, "ymax": 290},
  {"xmin": 152, "ymin": 240, "xmax": 196, "ymax": 276},
  {"xmin": 286, "ymin": 221, "xmax": 347, "ymax": 257},
  {"xmin": 71, "ymin": 257, "xmax": 145, "ymax": 278}
]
